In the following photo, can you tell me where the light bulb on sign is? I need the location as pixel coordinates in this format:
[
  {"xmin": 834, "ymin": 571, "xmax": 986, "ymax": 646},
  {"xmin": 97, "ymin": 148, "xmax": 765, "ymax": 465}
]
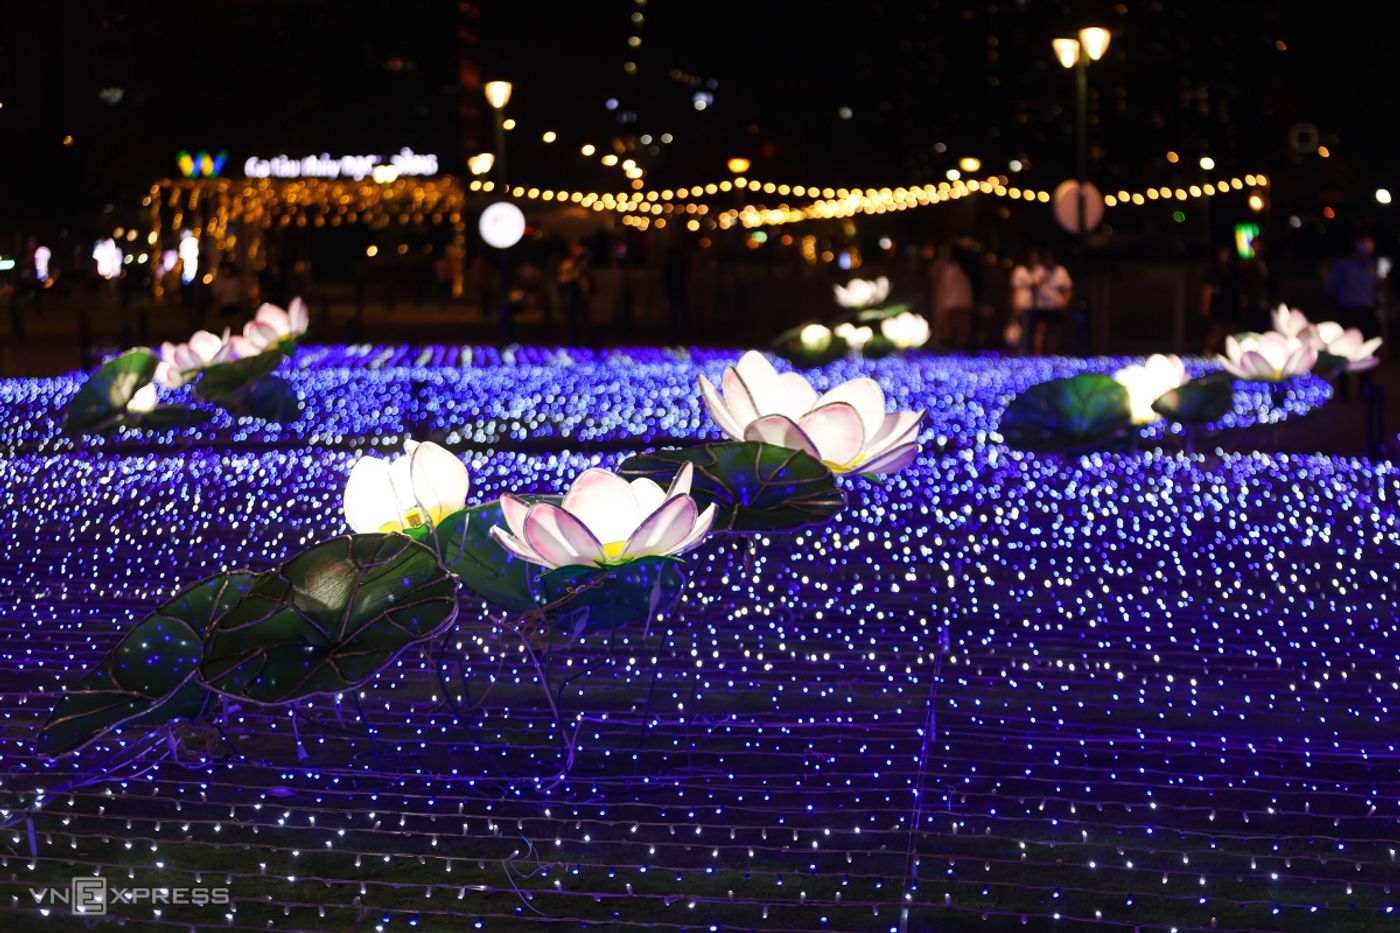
[{"xmin": 479, "ymin": 202, "xmax": 526, "ymax": 249}]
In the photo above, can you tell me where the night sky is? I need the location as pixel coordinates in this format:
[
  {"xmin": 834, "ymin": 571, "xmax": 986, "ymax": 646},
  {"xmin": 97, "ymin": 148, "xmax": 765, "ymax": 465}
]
[{"xmin": 0, "ymin": 1, "xmax": 1392, "ymax": 244}]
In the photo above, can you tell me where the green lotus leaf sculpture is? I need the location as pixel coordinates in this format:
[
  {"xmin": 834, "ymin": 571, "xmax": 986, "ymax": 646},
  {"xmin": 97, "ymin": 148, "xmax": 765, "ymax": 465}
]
[
  {"xmin": 200, "ymin": 534, "xmax": 458, "ymax": 704},
  {"xmin": 998, "ymin": 372, "xmax": 1133, "ymax": 452},
  {"xmin": 618, "ymin": 441, "xmax": 844, "ymax": 532},
  {"xmin": 37, "ymin": 571, "xmax": 261, "ymax": 757},
  {"xmin": 426, "ymin": 499, "xmax": 551, "ymax": 616},
  {"xmin": 534, "ymin": 556, "xmax": 686, "ymax": 638},
  {"xmin": 63, "ymin": 348, "xmax": 158, "ymax": 434},
  {"xmin": 1151, "ymin": 372, "xmax": 1235, "ymax": 425}
]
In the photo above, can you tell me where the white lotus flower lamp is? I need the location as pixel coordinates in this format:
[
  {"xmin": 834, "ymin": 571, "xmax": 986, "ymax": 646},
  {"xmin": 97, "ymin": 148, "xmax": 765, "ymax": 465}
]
[
  {"xmin": 799, "ymin": 323, "xmax": 834, "ymax": 352},
  {"xmin": 1113, "ymin": 353, "xmax": 1187, "ymax": 424},
  {"xmin": 157, "ymin": 329, "xmax": 229, "ymax": 387},
  {"xmin": 832, "ymin": 276, "xmax": 891, "ymax": 309},
  {"xmin": 1219, "ymin": 332, "xmax": 1317, "ymax": 381},
  {"xmin": 698, "ymin": 350, "xmax": 923, "ymax": 475},
  {"xmin": 880, "ymin": 311, "xmax": 931, "ymax": 350},
  {"xmin": 833, "ymin": 322, "xmax": 873, "ymax": 351},
  {"xmin": 344, "ymin": 440, "xmax": 470, "ymax": 534},
  {"xmin": 491, "ymin": 463, "xmax": 716, "ymax": 569},
  {"xmin": 1307, "ymin": 321, "xmax": 1381, "ymax": 372},
  {"xmin": 243, "ymin": 298, "xmax": 309, "ymax": 353}
]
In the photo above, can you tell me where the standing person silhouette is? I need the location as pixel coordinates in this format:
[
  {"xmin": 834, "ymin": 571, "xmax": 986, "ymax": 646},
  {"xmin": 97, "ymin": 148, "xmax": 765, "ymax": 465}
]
[
  {"xmin": 1325, "ymin": 233, "xmax": 1379, "ymax": 335},
  {"xmin": 1029, "ymin": 249, "xmax": 1072, "ymax": 356}
]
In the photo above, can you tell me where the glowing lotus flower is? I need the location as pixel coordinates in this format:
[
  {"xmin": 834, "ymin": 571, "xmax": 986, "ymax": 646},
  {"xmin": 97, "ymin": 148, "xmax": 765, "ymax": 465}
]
[
  {"xmin": 1271, "ymin": 304, "xmax": 1311, "ymax": 340},
  {"xmin": 491, "ymin": 463, "xmax": 716, "ymax": 569},
  {"xmin": 698, "ymin": 350, "xmax": 923, "ymax": 474},
  {"xmin": 1112, "ymin": 353, "xmax": 1187, "ymax": 424},
  {"xmin": 834, "ymin": 322, "xmax": 873, "ymax": 351},
  {"xmin": 244, "ymin": 298, "xmax": 308, "ymax": 352},
  {"xmin": 1219, "ymin": 332, "xmax": 1317, "ymax": 381},
  {"xmin": 343, "ymin": 440, "xmax": 470, "ymax": 534},
  {"xmin": 799, "ymin": 323, "xmax": 834, "ymax": 352},
  {"xmin": 1307, "ymin": 321, "xmax": 1381, "ymax": 372},
  {"xmin": 127, "ymin": 382, "xmax": 158, "ymax": 414},
  {"xmin": 833, "ymin": 276, "xmax": 890, "ymax": 309},
  {"xmin": 880, "ymin": 311, "xmax": 931, "ymax": 349},
  {"xmin": 157, "ymin": 329, "xmax": 228, "ymax": 387}
]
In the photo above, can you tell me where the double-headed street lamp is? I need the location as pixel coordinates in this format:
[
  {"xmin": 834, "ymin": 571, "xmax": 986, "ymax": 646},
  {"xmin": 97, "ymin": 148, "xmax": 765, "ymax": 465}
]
[{"xmin": 1052, "ymin": 27, "xmax": 1110, "ymax": 352}]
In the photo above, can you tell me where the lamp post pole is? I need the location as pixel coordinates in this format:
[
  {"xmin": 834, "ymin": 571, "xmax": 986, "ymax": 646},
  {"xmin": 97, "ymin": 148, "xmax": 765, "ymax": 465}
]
[
  {"xmin": 1074, "ymin": 48, "xmax": 1089, "ymax": 353},
  {"xmin": 484, "ymin": 81, "xmax": 514, "ymax": 343}
]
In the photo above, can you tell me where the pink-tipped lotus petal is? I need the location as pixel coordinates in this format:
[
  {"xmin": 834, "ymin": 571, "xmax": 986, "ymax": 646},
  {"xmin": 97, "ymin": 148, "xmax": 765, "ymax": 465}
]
[
  {"xmin": 857, "ymin": 442, "xmax": 919, "ymax": 475},
  {"xmin": 1240, "ymin": 350, "xmax": 1277, "ymax": 379},
  {"xmin": 1217, "ymin": 355, "xmax": 1247, "ymax": 379},
  {"xmin": 154, "ymin": 361, "xmax": 183, "ymax": 390},
  {"xmin": 699, "ymin": 374, "xmax": 745, "ymax": 440},
  {"xmin": 742, "ymin": 414, "xmax": 821, "ymax": 459},
  {"xmin": 244, "ymin": 321, "xmax": 279, "ymax": 351},
  {"xmin": 490, "ymin": 526, "xmax": 550, "ymax": 567},
  {"xmin": 664, "ymin": 460, "xmax": 694, "ymax": 500},
  {"xmin": 863, "ymin": 410, "xmax": 925, "ymax": 460},
  {"xmin": 721, "ymin": 367, "xmax": 760, "ymax": 427},
  {"xmin": 814, "ymin": 377, "xmax": 886, "ymax": 440},
  {"xmin": 779, "ymin": 371, "xmax": 819, "ymax": 417},
  {"xmin": 561, "ymin": 469, "xmax": 639, "ymax": 547},
  {"xmin": 173, "ymin": 344, "xmax": 203, "ymax": 372},
  {"xmin": 676, "ymin": 502, "xmax": 718, "ymax": 551},
  {"xmin": 288, "ymin": 297, "xmax": 309, "ymax": 334},
  {"xmin": 1347, "ymin": 355, "xmax": 1380, "ymax": 372},
  {"xmin": 499, "ymin": 493, "xmax": 532, "ymax": 539},
  {"xmin": 254, "ymin": 303, "xmax": 291, "ymax": 334},
  {"xmin": 188, "ymin": 330, "xmax": 224, "ymax": 360},
  {"xmin": 1283, "ymin": 343, "xmax": 1316, "ymax": 376},
  {"xmin": 1328, "ymin": 330, "xmax": 1362, "ymax": 358},
  {"xmin": 797, "ymin": 402, "xmax": 866, "ymax": 469},
  {"xmin": 623, "ymin": 495, "xmax": 697, "ymax": 558},
  {"xmin": 523, "ymin": 503, "xmax": 606, "ymax": 568}
]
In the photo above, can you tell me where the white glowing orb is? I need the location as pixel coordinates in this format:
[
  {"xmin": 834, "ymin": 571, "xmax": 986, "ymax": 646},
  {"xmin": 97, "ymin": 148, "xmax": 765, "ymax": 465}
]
[
  {"xmin": 479, "ymin": 202, "xmax": 526, "ymax": 249},
  {"xmin": 34, "ymin": 246, "xmax": 51, "ymax": 282}
]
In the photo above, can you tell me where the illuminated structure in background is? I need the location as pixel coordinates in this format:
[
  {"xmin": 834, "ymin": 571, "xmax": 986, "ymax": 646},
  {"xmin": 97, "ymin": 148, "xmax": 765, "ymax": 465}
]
[
  {"xmin": 92, "ymin": 238, "xmax": 123, "ymax": 279},
  {"xmin": 144, "ymin": 164, "xmax": 1269, "ymax": 296},
  {"xmin": 146, "ymin": 176, "xmax": 469, "ymax": 299}
]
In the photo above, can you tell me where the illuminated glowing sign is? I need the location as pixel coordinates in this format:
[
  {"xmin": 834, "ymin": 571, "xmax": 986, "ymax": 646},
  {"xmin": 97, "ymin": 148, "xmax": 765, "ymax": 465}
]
[
  {"xmin": 178, "ymin": 150, "xmax": 228, "ymax": 178},
  {"xmin": 1234, "ymin": 223, "xmax": 1260, "ymax": 260},
  {"xmin": 34, "ymin": 246, "xmax": 51, "ymax": 282},
  {"xmin": 243, "ymin": 147, "xmax": 438, "ymax": 181}
]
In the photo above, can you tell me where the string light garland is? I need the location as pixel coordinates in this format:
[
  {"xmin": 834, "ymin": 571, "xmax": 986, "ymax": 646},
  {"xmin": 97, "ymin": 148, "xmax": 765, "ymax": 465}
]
[{"xmin": 147, "ymin": 170, "xmax": 1269, "ymax": 272}]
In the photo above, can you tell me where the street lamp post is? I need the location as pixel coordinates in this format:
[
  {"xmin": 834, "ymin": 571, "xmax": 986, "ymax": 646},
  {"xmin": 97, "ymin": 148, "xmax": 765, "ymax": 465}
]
[
  {"xmin": 484, "ymin": 81, "xmax": 514, "ymax": 342},
  {"xmin": 1053, "ymin": 27, "xmax": 1110, "ymax": 353}
]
